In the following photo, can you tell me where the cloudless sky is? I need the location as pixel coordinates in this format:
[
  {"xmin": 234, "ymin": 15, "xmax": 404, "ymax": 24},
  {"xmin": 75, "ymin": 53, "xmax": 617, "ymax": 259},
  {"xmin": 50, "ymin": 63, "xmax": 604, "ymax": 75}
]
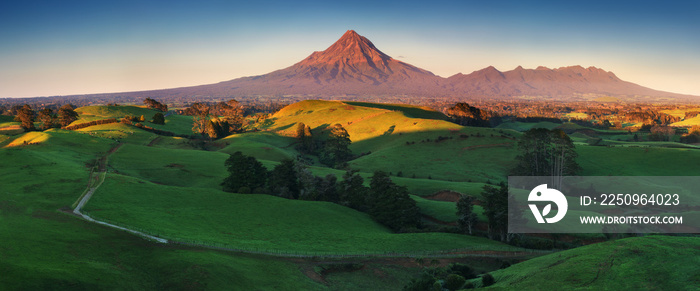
[{"xmin": 1, "ymin": 0, "xmax": 699, "ymax": 97}]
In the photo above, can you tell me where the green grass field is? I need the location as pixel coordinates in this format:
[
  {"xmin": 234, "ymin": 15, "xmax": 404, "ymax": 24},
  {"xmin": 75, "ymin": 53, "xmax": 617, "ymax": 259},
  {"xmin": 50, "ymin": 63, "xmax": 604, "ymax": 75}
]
[
  {"xmin": 75, "ymin": 105, "xmax": 195, "ymax": 136},
  {"xmin": 83, "ymin": 173, "xmax": 522, "ymax": 255},
  {"xmin": 473, "ymin": 236, "xmax": 700, "ymax": 289},
  {"xmin": 5, "ymin": 101, "xmax": 700, "ymax": 289},
  {"xmin": 0, "ymin": 128, "xmax": 324, "ymax": 290}
]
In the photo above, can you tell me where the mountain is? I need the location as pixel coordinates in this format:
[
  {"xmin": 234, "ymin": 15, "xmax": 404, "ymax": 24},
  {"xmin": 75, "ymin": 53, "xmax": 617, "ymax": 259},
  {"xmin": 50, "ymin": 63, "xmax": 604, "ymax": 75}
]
[
  {"xmin": 34, "ymin": 30, "xmax": 696, "ymax": 102},
  {"xmin": 445, "ymin": 65, "xmax": 682, "ymax": 100},
  {"xmin": 198, "ymin": 30, "xmax": 443, "ymax": 97}
]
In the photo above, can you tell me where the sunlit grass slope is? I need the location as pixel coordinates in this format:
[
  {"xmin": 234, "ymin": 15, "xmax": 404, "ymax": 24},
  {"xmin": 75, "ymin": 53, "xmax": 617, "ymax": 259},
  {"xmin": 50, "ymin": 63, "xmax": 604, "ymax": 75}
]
[
  {"xmin": 84, "ymin": 174, "xmax": 521, "ymax": 255},
  {"xmin": 255, "ymin": 100, "xmax": 519, "ymax": 183},
  {"xmin": 76, "ymin": 123, "xmax": 157, "ymax": 145},
  {"xmin": 75, "ymin": 105, "xmax": 194, "ymax": 135},
  {"xmin": 215, "ymin": 132, "xmax": 298, "ymax": 161},
  {"xmin": 475, "ymin": 236, "xmax": 700, "ymax": 289}
]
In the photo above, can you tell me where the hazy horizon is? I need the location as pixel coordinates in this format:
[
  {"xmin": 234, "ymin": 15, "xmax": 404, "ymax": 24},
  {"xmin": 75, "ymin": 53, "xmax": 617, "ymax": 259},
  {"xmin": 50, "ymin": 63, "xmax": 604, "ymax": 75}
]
[{"xmin": 1, "ymin": 0, "xmax": 699, "ymax": 98}]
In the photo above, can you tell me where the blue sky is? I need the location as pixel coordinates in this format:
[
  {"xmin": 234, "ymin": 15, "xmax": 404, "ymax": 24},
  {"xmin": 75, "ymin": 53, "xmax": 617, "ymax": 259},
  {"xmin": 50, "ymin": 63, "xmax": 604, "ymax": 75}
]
[{"xmin": 1, "ymin": 0, "xmax": 698, "ymax": 97}]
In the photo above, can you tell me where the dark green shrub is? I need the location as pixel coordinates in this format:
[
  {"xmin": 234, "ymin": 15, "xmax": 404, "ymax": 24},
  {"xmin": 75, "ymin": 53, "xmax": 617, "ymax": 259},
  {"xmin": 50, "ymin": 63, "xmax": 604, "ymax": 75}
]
[
  {"xmin": 444, "ymin": 274, "xmax": 466, "ymax": 291},
  {"xmin": 482, "ymin": 273, "xmax": 495, "ymax": 287}
]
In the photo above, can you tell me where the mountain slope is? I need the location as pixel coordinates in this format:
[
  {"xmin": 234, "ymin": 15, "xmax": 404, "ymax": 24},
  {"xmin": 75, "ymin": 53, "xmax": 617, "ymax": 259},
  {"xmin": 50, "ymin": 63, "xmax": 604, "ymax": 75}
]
[
  {"xmin": 45, "ymin": 30, "xmax": 696, "ymax": 102},
  {"xmin": 446, "ymin": 65, "xmax": 681, "ymax": 99},
  {"xmin": 205, "ymin": 30, "xmax": 444, "ymax": 96}
]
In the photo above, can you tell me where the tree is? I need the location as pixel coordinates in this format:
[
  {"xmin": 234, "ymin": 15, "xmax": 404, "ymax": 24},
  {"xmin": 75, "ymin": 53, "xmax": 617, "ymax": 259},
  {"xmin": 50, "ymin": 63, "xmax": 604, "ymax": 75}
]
[
  {"xmin": 143, "ymin": 98, "xmax": 168, "ymax": 112},
  {"xmin": 37, "ymin": 108, "xmax": 56, "ymax": 130},
  {"xmin": 320, "ymin": 123, "xmax": 353, "ymax": 167},
  {"xmin": 151, "ymin": 112, "xmax": 165, "ymax": 125},
  {"xmin": 368, "ymin": 171, "xmax": 421, "ymax": 231},
  {"xmin": 221, "ymin": 99, "xmax": 245, "ymax": 133},
  {"xmin": 221, "ymin": 151, "xmax": 268, "ymax": 193},
  {"xmin": 269, "ymin": 159, "xmax": 300, "ymax": 199},
  {"xmin": 297, "ymin": 165, "xmax": 338, "ymax": 202},
  {"xmin": 482, "ymin": 182, "xmax": 509, "ymax": 242},
  {"xmin": 205, "ymin": 118, "xmax": 230, "ymax": 139},
  {"xmin": 456, "ymin": 195, "xmax": 478, "ymax": 235},
  {"xmin": 57, "ymin": 104, "xmax": 79, "ymax": 127},
  {"xmin": 14, "ymin": 104, "xmax": 35, "ymax": 131},
  {"xmin": 512, "ymin": 128, "xmax": 580, "ymax": 189},
  {"xmin": 295, "ymin": 122, "xmax": 314, "ymax": 153},
  {"xmin": 337, "ymin": 170, "xmax": 369, "ymax": 211},
  {"xmin": 191, "ymin": 103, "xmax": 210, "ymax": 137}
]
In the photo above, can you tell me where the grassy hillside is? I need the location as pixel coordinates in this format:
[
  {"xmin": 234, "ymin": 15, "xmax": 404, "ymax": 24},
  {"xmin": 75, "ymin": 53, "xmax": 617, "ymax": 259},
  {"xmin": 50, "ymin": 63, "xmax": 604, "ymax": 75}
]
[
  {"xmin": 577, "ymin": 145, "xmax": 700, "ymax": 176},
  {"xmin": 474, "ymin": 236, "xmax": 700, "ymax": 289},
  {"xmin": 75, "ymin": 105, "xmax": 194, "ymax": 136},
  {"xmin": 109, "ymin": 144, "xmax": 228, "ymax": 189},
  {"xmin": 6, "ymin": 101, "xmax": 700, "ymax": 289},
  {"xmin": 0, "ymin": 128, "xmax": 323, "ymax": 290},
  {"xmin": 83, "ymin": 174, "xmax": 521, "ymax": 255}
]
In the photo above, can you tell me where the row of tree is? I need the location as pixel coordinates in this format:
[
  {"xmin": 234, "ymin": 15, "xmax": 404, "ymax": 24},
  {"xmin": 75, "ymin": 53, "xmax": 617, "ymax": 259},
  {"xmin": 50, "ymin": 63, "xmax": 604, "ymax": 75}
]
[
  {"xmin": 13, "ymin": 104, "xmax": 79, "ymax": 131},
  {"xmin": 221, "ymin": 152, "xmax": 421, "ymax": 231}
]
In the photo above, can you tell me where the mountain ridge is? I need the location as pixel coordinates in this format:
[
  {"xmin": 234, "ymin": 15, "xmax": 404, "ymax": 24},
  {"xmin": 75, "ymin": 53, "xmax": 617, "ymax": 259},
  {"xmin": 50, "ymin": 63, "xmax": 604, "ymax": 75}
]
[{"xmin": 21, "ymin": 30, "xmax": 697, "ymax": 102}]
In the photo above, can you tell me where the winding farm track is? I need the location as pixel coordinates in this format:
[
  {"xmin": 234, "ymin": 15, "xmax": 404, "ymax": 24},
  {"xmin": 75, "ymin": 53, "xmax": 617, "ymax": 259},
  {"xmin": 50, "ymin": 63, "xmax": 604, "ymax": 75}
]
[
  {"xmin": 69, "ymin": 142, "xmax": 551, "ymax": 259},
  {"xmin": 72, "ymin": 142, "xmax": 168, "ymax": 243}
]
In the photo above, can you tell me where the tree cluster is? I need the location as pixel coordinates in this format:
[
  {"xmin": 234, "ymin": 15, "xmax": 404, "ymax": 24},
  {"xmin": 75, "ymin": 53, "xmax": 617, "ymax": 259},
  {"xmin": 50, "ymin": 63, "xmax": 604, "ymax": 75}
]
[
  {"xmin": 294, "ymin": 122, "xmax": 354, "ymax": 168},
  {"xmin": 57, "ymin": 105, "xmax": 79, "ymax": 127},
  {"xmin": 186, "ymin": 100, "xmax": 245, "ymax": 139},
  {"xmin": 446, "ymin": 102, "xmax": 500, "ymax": 127},
  {"xmin": 221, "ymin": 152, "xmax": 421, "ymax": 231},
  {"xmin": 14, "ymin": 105, "xmax": 36, "ymax": 131},
  {"xmin": 143, "ymin": 98, "xmax": 168, "ymax": 112},
  {"xmin": 403, "ymin": 263, "xmax": 480, "ymax": 291},
  {"xmin": 11, "ymin": 104, "xmax": 79, "ymax": 131},
  {"xmin": 511, "ymin": 128, "xmax": 580, "ymax": 188}
]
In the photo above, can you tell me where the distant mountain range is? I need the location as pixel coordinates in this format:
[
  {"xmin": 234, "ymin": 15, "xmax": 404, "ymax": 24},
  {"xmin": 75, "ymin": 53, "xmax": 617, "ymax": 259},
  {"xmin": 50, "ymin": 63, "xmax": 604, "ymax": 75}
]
[{"xmin": 34, "ymin": 30, "xmax": 699, "ymax": 102}]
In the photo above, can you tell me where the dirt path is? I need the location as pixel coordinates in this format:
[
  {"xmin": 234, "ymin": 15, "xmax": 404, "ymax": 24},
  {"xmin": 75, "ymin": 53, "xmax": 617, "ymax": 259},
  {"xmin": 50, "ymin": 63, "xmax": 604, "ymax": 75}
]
[
  {"xmin": 67, "ymin": 143, "xmax": 551, "ymax": 259},
  {"xmin": 71, "ymin": 143, "xmax": 168, "ymax": 243}
]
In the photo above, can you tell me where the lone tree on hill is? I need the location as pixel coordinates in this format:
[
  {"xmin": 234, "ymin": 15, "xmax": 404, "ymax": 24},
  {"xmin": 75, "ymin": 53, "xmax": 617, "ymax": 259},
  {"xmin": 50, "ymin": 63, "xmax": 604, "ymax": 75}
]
[
  {"xmin": 151, "ymin": 112, "xmax": 165, "ymax": 125},
  {"xmin": 57, "ymin": 104, "xmax": 79, "ymax": 127},
  {"xmin": 38, "ymin": 108, "xmax": 57, "ymax": 130},
  {"xmin": 320, "ymin": 123, "xmax": 353, "ymax": 167},
  {"xmin": 221, "ymin": 151, "xmax": 268, "ymax": 193},
  {"xmin": 511, "ymin": 128, "xmax": 580, "ymax": 189},
  {"xmin": 456, "ymin": 195, "xmax": 478, "ymax": 235},
  {"xmin": 143, "ymin": 98, "xmax": 168, "ymax": 112},
  {"xmin": 14, "ymin": 104, "xmax": 35, "ymax": 131}
]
